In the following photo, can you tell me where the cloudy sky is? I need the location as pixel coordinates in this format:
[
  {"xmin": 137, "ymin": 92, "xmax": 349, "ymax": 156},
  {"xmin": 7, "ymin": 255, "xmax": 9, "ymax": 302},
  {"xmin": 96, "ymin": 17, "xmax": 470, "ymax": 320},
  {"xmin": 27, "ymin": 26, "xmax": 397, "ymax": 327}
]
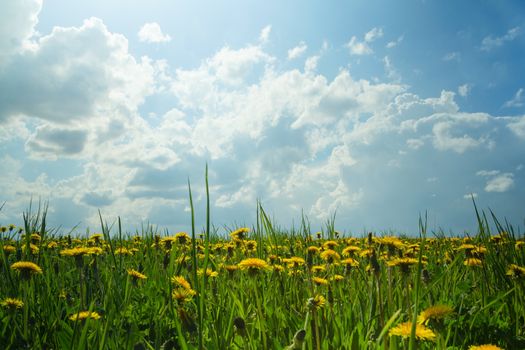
[{"xmin": 1, "ymin": 0, "xmax": 524, "ymax": 235}]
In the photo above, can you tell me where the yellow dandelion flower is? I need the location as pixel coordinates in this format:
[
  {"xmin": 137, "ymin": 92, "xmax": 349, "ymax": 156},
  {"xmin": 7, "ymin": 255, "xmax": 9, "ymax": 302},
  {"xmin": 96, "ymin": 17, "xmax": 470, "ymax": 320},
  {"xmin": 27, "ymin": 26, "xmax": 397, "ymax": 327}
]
[
  {"xmin": 464, "ymin": 258, "xmax": 483, "ymax": 267},
  {"xmin": 11, "ymin": 261, "xmax": 43, "ymax": 275},
  {"xmin": 127, "ymin": 269, "xmax": 147, "ymax": 280},
  {"xmin": 307, "ymin": 295, "xmax": 326, "ymax": 310},
  {"xmin": 342, "ymin": 245, "xmax": 361, "ymax": 256},
  {"xmin": 283, "ymin": 256, "xmax": 305, "ymax": 268},
  {"xmin": 320, "ymin": 249, "xmax": 341, "ymax": 263},
  {"xmin": 238, "ymin": 258, "xmax": 269, "ymax": 273},
  {"xmin": 197, "ymin": 268, "xmax": 218, "ymax": 278},
  {"xmin": 47, "ymin": 241, "xmax": 59, "ymax": 249},
  {"xmin": 331, "ymin": 274, "xmax": 344, "ymax": 282},
  {"xmin": 2, "ymin": 245, "xmax": 16, "ymax": 254},
  {"xmin": 506, "ymin": 264, "xmax": 525, "ymax": 278},
  {"xmin": 311, "ymin": 265, "xmax": 326, "ymax": 274},
  {"xmin": 341, "ymin": 257, "xmax": 359, "ymax": 267},
  {"xmin": 312, "ymin": 277, "xmax": 329, "ymax": 286},
  {"xmin": 307, "ymin": 246, "xmax": 321, "ymax": 255},
  {"xmin": 418, "ymin": 305, "xmax": 454, "ymax": 325},
  {"xmin": 69, "ymin": 311, "xmax": 101, "ymax": 321},
  {"xmin": 175, "ymin": 232, "xmax": 190, "ymax": 244},
  {"xmin": 60, "ymin": 247, "xmax": 91, "ymax": 257},
  {"xmin": 272, "ymin": 264, "xmax": 285, "ymax": 273},
  {"xmin": 468, "ymin": 345, "xmax": 504, "ymax": 350},
  {"xmin": 322, "ymin": 240, "xmax": 339, "ymax": 250},
  {"xmin": 389, "ymin": 322, "xmax": 436, "ymax": 341},
  {"xmin": 114, "ymin": 247, "xmax": 133, "ymax": 255},
  {"xmin": 230, "ymin": 227, "xmax": 250, "ymax": 241},
  {"xmin": 171, "ymin": 275, "xmax": 192, "ymax": 290},
  {"xmin": 376, "ymin": 236, "xmax": 405, "ymax": 250},
  {"xmin": 1, "ymin": 298, "xmax": 24, "ymax": 310},
  {"xmin": 172, "ymin": 287, "xmax": 197, "ymax": 303},
  {"xmin": 387, "ymin": 257, "xmax": 419, "ymax": 268}
]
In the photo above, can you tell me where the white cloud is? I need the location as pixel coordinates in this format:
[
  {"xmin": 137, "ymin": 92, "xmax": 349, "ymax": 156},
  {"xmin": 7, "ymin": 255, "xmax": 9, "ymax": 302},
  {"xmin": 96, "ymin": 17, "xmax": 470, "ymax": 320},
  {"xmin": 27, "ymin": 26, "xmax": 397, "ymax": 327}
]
[
  {"xmin": 458, "ymin": 84, "xmax": 471, "ymax": 97},
  {"xmin": 383, "ymin": 56, "xmax": 401, "ymax": 82},
  {"xmin": 304, "ymin": 55, "xmax": 319, "ymax": 73},
  {"xmin": 481, "ymin": 26, "xmax": 521, "ymax": 51},
  {"xmin": 346, "ymin": 36, "xmax": 372, "ymax": 55},
  {"xmin": 443, "ymin": 52, "xmax": 461, "ymax": 62},
  {"xmin": 484, "ymin": 173, "xmax": 514, "ymax": 192},
  {"xmin": 259, "ymin": 25, "xmax": 272, "ymax": 43},
  {"xmin": 386, "ymin": 35, "xmax": 403, "ymax": 49},
  {"xmin": 476, "ymin": 170, "xmax": 500, "ymax": 177},
  {"xmin": 407, "ymin": 138, "xmax": 424, "ymax": 149},
  {"xmin": 0, "ymin": 0, "xmax": 42, "ymax": 66},
  {"xmin": 507, "ymin": 115, "xmax": 525, "ymax": 138},
  {"xmin": 364, "ymin": 27, "xmax": 383, "ymax": 42},
  {"xmin": 138, "ymin": 22, "xmax": 171, "ymax": 43},
  {"xmin": 287, "ymin": 41, "xmax": 307, "ymax": 60},
  {"xmin": 503, "ymin": 88, "xmax": 524, "ymax": 108},
  {"xmin": 464, "ymin": 193, "xmax": 478, "ymax": 199}
]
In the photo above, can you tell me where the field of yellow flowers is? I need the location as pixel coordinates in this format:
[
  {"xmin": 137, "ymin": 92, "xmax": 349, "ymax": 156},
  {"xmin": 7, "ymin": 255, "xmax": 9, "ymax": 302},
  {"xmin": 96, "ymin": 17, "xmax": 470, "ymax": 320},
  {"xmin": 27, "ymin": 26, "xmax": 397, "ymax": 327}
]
[{"xmin": 1, "ymin": 201, "xmax": 524, "ymax": 349}]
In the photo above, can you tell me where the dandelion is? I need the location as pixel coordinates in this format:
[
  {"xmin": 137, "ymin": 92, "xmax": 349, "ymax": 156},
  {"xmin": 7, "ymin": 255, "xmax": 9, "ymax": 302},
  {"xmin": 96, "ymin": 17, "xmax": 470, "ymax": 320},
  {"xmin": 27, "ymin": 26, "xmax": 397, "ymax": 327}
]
[
  {"xmin": 387, "ymin": 257, "xmax": 420, "ymax": 273},
  {"xmin": 114, "ymin": 247, "xmax": 133, "ymax": 255},
  {"xmin": 171, "ymin": 275, "xmax": 192, "ymax": 290},
  {"xmin": 230, "ymin": 227, "xmax": 250, "ymax": 241},
  {"xmin": 463, "ymin": 258, "xmax": 483, "ymax": 267},
  {"xmin": 330, "ymin": 274, "xmax": 344, "ymax": 282},
  {"xmin": 238, "ymin": 258, "xmax": 269, "ymax": 274},
  {"xmin": 307, "ymin": 246, "xmax": 321, "ymax": 255},
  {"xmin": 2, "ymin": 245, "xmax": 16, "ymax": 255},
  {"xmin": 175, "ymin": 232, "xmax": 190, "ymax": 245},
  {"xmin": 197, "ymin": 268, "xmax": 219, "ymax": 278},
  {"xmin": 468, "ymin": 345, "xmax": 503, "ymax": 350},
  {"xmin": 172, "ymin": 288, "xmax": 197, "ymax": 303},
  {"xmin": 418, "ymin": 305, "xmax": 454, "ymax": 325},
  {"xmin": 312, "ymin": 276, "xmax": 329, "ymax": 286},
  {"xmin": 127, "ymin": 269, "xmax": 147, "ymax": 281},
  {"xmin": 389, "ymin": 322, "xmax": 436, "ymax": 341},
  {"xmin": 307, "ymin": 295, "xmax": 326, "ymax": 310},
  {"xmin": 69, "ymin": 311, "xmax": 101, "ymax": 321},
  {"xmin": 1, "ymin": 298, "xmax": 24, "ymax": 310},
  {"xmin": 320, "ymin": 249, "xmax": 341, "ymax": 263},
  {"xmin": 322, "ymin": 240, "xmax": 339, "ymax": 250},
  {"xmin": 311, "ymin": 265, "xmax": 326, "ymax": 274},
  {"xmin": 283, "ymin": 256, "xmax": 305, "ymax": 268},
  {"xmin": 342, "ymin": 245, "xmax": 361, "ymax": 256},
  {"xmin": 506, "ymin": 264, "xmax": 525, "ymax": 278},
  {"xmin": 11, "ymin": 261, "xmax": 43, "ymax": 278}
]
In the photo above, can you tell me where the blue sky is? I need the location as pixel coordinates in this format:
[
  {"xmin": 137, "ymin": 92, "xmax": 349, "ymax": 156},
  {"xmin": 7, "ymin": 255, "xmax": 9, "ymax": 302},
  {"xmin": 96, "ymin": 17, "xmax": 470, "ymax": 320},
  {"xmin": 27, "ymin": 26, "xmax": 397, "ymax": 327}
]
[{"xmin": 1, "ymin": 0, "xmax": 524, "ymax": 235}]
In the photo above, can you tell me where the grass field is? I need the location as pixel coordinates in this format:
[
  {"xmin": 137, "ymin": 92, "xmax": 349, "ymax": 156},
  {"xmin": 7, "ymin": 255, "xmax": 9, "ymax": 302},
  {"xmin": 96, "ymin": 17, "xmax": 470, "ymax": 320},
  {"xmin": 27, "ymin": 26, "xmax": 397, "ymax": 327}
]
[{"xmin": 1, "ymin": 189, "xmax": 524, "ymax": 349}]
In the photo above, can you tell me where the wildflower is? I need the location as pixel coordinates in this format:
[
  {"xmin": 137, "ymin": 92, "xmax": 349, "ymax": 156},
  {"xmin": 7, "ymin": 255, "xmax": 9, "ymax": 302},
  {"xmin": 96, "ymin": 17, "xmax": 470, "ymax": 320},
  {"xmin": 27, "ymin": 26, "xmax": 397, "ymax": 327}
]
[
  {"xmin": 11, "ymin": 261, "xmax": 43, "ymax": 277},
  {"xmin": 323, "ymin": 240, "xmax": 339, "ymax": 250},
  {"xmin": 1, "ymin": 298, "xmax": 24, "ymax": 310},
  {"xmin": 331, "ymin": 274, "xmax": 344, "ymax": 282},
  {"xmin": 387, "ymin": 257, "xmax": 420, "ymax": 273},
  {"xmin": 311, "ymin": 265, "xmax": 326, "ymax": 274},
  {"xmin": 69, "ymin": 311, "xmax": 101, "ymax": 321},
  {"xmin": 171, "ymin": 275, "xmax": 192, "ymax": 290},
  {"xmin": 418, "ymin": 305, "xmax": 454, "ymax": 325},
  {"xmin": 114, "ymin": 247, "xmax": 133, "ymax": 255},
  {"xmin": 389, "ymin": 322, "xmax": 436, "ymax": 341},
  {"xmin": 172, "ymin": 288, "xmax": 197, "ymax": 303},
  {"xmin": 60, "ymin": 247, "xmax": 92, "ymax": 257},
  {"xmin": 21, "ymin": 243, "xmax": 39, "ymax": 254},
  {"xmin": 515, "ymin": 240, "xmax": 525, "ymax": 250},
  {"xmin": 342, "ymin": 245, "xmax": 361, "ymax": 256},
  {"xmin": 341, "ymin": 258, "xmax": 359, "ymax": 268},
  {"xmin": 244, "ymin": 240, "xmax": 257, "ymax": 252},
  {"xmin": 283, "ymin": 256, "xmax": 305, "ymax": 268},
  {"xmin": 320, "ymin": 249, "xmax": 341, "ymax": 263},
  {"xmin": 463, "ymin": 258, "xmax": 483, "ymax": 267},
  {"xmin": 197, "ymin": 268, "xmax": 218, "ymax": 278},
  {"xmin": 272, "ymin": 264, "xmax": 285, "ymax": 273},
  {"xmin": 2, "ymin": 245, "xmax": 16, "ymax": 255},
  {"xmin": 127, "ymin": 269, "xmax": 147, "ymax": 281},
  {"xmin": 312, "ymin": 277, "xmax": 329, "ymax": 286},
  {"xmin": 175, "ymin": 232, "xmax": 190, "ymax": 245},
  {"xmin": 307, "ymin": 295, "xmax": 326, "ymax": 310},
  {"xmin": 468, "ymin": 345, "xmax": 503, "ymax": 350},
  {"xmin": 223, "ymin": 264, "xmax": 239, "ymax": 275},
  {"xmin": 376, "ymin": 236, "xmax": 405, "ymax": 252},
  {"xmin": 47, "ymin": 241, "xmax": 59, "ymax": 249},
  {"xmin": 230, "ymin": 227, "xmax": 250, "ymax": 241},
  {"xmin": 307, "ymin": 246, "xmax": 321, "ymax": 255},
  {"xmin": 506, "ymin": 264, "xmax": 525, "ymax": 278},
  {"xmin": 238, "ymin": 258, "xmax": 269, "ymax": 274}
]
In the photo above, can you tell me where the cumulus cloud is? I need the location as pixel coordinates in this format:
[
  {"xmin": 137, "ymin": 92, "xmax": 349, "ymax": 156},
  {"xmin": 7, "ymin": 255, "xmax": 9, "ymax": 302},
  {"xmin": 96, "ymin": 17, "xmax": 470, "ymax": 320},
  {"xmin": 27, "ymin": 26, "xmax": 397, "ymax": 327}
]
[
  {"xmin": 138, "ymin": 22, "xmax": 171, "ymax": 43},
  {"xmin": 287, "ymin": 41, "xmax": 307, "ymax": 60},
  {"xmin": 259, "ymin": 25, "xmax": 272, "ymax": 43},
  {"xmin": 346, "ymin": 36, "xmax": 372, "ymax": 55},
  {"xmin": 507, "ymin": 115, "xmax": 525, "ymax": 138},
  {"xmin": 503, "ymin": 88, "xmax": 524, "ymax": 108},
  {"xmin": 0, "ymin": 0, "xmax": 42, "ymax": 66},
  {"xmin": 364, "ymin": 27, "xmax": 383, "ymax": 42},
  {"xmin": 481, "ymin": 26, "xmax": 521, "ymax": 51},
  {"xmin": 458, "ymin": 84, "xmax": 471, "ymax": 97},
  {"xmin": 484, "ymin": 173, "xmax": 514, "ymax": 192}
]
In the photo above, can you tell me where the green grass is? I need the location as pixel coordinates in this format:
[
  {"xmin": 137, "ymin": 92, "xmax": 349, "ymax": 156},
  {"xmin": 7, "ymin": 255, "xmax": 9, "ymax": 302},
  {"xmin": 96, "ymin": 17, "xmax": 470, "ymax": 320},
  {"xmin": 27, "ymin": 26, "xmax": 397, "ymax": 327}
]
[{"xmin": 1, "ymin": 191, "xmax": 524, "ymax": 349}]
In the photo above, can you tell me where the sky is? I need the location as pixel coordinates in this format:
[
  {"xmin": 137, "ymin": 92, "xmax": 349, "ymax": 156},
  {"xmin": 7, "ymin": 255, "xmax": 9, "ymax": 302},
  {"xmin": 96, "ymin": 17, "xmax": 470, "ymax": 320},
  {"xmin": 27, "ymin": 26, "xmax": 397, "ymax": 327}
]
[{"xmin": 1, "ymin": 0, "xmax": 524, "ymax": 236}]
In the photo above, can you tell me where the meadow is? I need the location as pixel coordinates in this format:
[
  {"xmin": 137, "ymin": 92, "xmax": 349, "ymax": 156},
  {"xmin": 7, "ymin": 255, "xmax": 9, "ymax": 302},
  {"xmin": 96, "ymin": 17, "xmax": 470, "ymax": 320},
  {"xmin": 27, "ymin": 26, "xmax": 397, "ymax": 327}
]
[{"xmin": 1, "ymin": 193, "xmax": 524, "ymax": 349}]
